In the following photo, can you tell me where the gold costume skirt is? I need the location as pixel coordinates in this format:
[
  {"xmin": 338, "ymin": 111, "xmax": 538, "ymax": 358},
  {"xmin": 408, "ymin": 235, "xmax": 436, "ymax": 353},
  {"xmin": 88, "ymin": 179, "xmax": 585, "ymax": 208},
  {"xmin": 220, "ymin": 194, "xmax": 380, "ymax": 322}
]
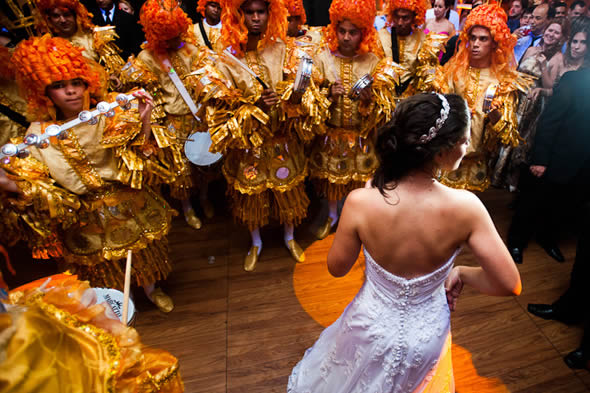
[
  {"xmin": 166, "ymin": 114, "xmax": 198, "ymax": 200},
  {"xmin": 310, "ymin": 128, "xmax": 378, "ymax": 201},
  {"xmin": 59, "ymin": 184, "xmax": 176, "ymax": 289},
  {"xmin": 440, "ymin": 153, "xmax": 491, "ymax": 192},
  {"xmin": 222, "ymin": 133, "xmax": 309, "ymax": 230}
]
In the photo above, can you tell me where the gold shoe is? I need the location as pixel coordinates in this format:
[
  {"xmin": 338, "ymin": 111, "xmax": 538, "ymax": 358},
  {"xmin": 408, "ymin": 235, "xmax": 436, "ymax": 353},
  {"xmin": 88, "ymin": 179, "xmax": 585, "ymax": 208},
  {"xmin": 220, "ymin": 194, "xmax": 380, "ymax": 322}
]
[
  {"xmin": 202, "ymin": 199, "xmax": 214, "ymax": 219},
  {"xmin": 149, "ymin": 288, "xmax": 174, "ymax": 313},
  {"xmin": 316, "ymin": 217, "xmax": 334, "ymax": 240},
  {"xmin": 286, "ymin": 239, "xmax": 305, "ymax": 263},
  {"xmin": 185, "ymin": 208, "xmax": 202, "ymax": 230},
  {"xmin": 244, "ymin": 246, "xmax": 260, "ymax": 272}
]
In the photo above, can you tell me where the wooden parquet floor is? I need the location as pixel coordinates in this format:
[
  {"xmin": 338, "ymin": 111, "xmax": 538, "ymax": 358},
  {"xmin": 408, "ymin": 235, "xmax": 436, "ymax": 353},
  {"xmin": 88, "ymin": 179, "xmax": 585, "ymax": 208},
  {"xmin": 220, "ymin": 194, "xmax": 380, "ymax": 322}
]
[{"xmin": 4, "ymin": 186, "xmax": 590, "ymax": 392}]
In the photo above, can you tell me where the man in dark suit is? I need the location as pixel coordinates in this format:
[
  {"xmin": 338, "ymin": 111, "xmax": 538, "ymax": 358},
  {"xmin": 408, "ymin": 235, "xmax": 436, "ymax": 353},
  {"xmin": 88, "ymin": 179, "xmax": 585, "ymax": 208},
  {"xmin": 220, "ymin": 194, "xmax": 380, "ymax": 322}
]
[
  {"xmin": 90, "ymin": 0, "xmax": 145, "ymax": 60},
  {"xmin": 508, "ymin": 67, "xmax": 590, "ymax": 370}
]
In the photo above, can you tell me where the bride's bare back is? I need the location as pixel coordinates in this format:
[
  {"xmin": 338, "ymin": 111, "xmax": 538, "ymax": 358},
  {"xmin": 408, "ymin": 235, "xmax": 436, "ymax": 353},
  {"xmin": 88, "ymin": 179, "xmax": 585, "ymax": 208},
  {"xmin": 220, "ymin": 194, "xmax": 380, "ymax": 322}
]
[{"xmin": 328, "ymin": 175, "xmax": 521, "ymax": 297}]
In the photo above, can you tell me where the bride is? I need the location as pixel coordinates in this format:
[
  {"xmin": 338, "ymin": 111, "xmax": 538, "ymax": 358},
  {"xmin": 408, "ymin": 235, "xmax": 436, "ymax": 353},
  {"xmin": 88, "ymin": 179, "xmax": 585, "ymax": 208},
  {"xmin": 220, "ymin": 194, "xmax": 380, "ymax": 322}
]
[{"xmin": 288, "ymin": 93, "xmax": 522, "ymax": 393}]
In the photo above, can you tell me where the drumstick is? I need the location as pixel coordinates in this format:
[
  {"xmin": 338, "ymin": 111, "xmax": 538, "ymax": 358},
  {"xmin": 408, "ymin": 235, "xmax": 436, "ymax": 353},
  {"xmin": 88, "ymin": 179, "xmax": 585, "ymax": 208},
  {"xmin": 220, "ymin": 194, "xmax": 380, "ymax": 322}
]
[
  {"xmin": 122, "ymin": 249, "xmax": 132, "ymax": 326},
  {"xmin": 222, "ymin": 49, "xmax": 269, "ymax": 89}
]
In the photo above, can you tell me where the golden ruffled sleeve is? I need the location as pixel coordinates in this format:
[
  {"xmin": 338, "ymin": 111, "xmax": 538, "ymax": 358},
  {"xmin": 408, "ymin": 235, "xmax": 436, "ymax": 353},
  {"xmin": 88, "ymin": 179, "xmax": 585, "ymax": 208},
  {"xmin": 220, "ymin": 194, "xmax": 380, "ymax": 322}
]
[
  {"xmin": 99, "ymin": 92, "xmax": 181, "ymax": 189},
  {"xmin": 1, "ymin": 276, "xmax": 184, "ymax": 393},
  {"xmin": 92, "ymin": 27, "xmax": 126, "ymax": 88},
  {"xmin": 483, "ymin": 72, "xmax": 535, "ymax": 150},
  {"xmin": 365, "ymin": 58, "xmax": 405, "ymax": 131},
  {"xmin": 412, "ymin": 33, "xmax": 447, "ymax": 93}
]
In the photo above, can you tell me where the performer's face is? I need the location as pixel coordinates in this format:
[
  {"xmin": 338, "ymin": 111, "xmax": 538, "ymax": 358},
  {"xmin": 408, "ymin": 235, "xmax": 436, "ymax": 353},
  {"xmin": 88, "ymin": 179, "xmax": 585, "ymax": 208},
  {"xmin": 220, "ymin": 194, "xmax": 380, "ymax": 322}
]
[
  {"xmin": 336, "ymin": 19, "xmax": 362, "ymax": 57},
  {"xmin": 47, "ymin": 7, "xmax": 77, "ymax": 38},
  {"xmin": 46, "ymin": 78, "xmax": 87, "ymax": 119},
  {"xmin": 205, "ymin": 2, "xmax": 222, "ymax": 25},
  {"xmin": 392, "ymin": 8, "xmax": 415, "ymax": 36},
  {"xmin": 242, "ymin": 0, "xmax": 269, "ymax": 36},
  {"xmin": 468, "ymin": 26, "xmax": 496, "ymax": 63},
  {"xmin": 570, "ymin": 32, "xmax": 588, "ymax": 60},
  {"xmin": 287, "ymin": 15, "xmax": 303, "ymax": 37}
]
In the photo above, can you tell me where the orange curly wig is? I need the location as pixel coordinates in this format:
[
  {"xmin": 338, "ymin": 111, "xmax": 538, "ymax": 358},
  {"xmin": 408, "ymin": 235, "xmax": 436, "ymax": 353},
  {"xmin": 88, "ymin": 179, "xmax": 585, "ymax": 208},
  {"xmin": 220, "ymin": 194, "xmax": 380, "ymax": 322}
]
[
  {"xmin": 197, "ymin": 0, "xmax": 221, "ymax": 16},
  {"xmin": 387, "ymin": 0, "xmax": 428, "ymax": 27},
  {"xmin": 220, "ymin": 0, "xmax": 288, "ymax": 57},
  {"xmin": 12, "ymin": 34, "xmax": 103, "ymax": 121},
  {"xmin": 284, "ymin": 0, "xmax": 306, "ymax": 24},
  {"xmin": 35, "ymin": 0, "xmax": 94, "ymax": 35},
  {"xmin": 140, "ymin": 0, "xmax": 193, "ymax": 53},
  {"xmin": 445, "ymin": 4, "xmax": 517, "ymax": 81},
  {"xmin": 325, "ymin": 0, "xmax": 382, "ymax": 56}
]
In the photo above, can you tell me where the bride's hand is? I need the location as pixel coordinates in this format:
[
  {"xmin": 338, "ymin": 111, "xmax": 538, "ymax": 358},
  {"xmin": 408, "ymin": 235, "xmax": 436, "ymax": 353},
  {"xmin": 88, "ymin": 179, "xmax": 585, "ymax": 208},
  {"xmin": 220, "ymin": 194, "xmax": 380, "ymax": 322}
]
[{"xmin": 445, "ymin": 266, "xmax": 464, "ymax": 311}]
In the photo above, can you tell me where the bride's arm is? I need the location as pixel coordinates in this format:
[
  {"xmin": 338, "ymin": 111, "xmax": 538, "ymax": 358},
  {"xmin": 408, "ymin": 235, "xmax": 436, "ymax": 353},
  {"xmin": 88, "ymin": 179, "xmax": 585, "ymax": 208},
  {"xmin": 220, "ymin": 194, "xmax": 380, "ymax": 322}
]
[
  {"xmin": 460, "ymin": 192, "xmax": 522, "ymax": 296},
  {"xmin": 327, "ymin": 190, "xmax": 363, "ymax": 277}
]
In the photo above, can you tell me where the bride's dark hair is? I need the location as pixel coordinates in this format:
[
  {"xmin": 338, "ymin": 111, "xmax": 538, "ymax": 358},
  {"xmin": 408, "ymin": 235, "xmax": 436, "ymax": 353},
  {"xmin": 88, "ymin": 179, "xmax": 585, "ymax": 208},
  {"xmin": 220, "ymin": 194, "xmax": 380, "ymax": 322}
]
[{"xmin": 372, "ymin": 93, "xmax": 469, "ymax": 197}]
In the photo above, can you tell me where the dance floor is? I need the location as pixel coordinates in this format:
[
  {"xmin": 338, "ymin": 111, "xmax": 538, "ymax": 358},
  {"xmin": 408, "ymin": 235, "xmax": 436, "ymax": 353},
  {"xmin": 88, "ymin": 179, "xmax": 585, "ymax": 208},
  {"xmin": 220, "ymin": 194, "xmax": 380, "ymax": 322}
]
[{"xmin": 4, "ymin": 187, "xmax": 590, "ymax": 392}]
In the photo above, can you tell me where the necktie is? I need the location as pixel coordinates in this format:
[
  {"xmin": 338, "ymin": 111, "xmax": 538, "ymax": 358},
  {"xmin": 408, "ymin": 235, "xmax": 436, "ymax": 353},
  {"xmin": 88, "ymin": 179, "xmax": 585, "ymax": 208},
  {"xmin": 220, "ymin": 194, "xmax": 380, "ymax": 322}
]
[{"xmin": 105, "ymin": 12, "xmax": 111, "ymax": 24}]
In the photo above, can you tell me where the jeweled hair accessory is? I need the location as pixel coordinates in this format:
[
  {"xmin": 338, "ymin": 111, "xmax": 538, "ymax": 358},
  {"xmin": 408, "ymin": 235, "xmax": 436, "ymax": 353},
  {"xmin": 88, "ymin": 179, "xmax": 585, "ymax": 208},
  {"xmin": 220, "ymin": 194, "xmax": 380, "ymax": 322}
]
[{"xmin": 418, "ymin": 93, "xmax": 450, "ymax": 144}]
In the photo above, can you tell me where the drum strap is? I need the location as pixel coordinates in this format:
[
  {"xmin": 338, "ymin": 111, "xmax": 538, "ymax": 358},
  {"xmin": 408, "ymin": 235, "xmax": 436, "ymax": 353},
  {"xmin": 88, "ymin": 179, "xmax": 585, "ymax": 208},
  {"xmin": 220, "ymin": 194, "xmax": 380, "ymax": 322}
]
[
  {"xmin": 198, "ymin": 19, "xmax": 213, "ymax": 50},
  {"xmin": 0, "ymin": 103, "xmax": 29, "ymax": 128},
  {"xmin": 162, "ymin": 58, "xmax": 202, "ymax": 121}
]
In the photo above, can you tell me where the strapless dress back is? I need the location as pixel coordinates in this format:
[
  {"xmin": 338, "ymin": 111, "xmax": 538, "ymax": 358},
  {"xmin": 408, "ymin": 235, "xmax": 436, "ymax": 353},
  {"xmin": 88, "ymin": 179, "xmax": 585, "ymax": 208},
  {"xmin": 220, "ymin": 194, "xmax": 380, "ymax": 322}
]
[{"xmin": 288, "ymin": 248, "xmax": 460, "ymax": 393}]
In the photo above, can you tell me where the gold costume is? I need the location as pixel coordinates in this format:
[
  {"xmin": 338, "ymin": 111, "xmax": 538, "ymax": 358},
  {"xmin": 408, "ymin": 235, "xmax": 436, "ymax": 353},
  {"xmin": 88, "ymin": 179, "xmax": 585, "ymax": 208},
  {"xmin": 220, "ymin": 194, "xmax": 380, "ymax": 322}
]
[
  {"xmin": 193, "ymin": 22, "xmax": 222, "ymax": 49},
  {"xmin": 193, "ymin": 40, "xmax": 329, "ymax": 230},
  {"xmin": 1, "ymin": 96, "xmax": 176, "ymax": 290},
  {"xmin": 68, "ymin": 27, "xmax": 127, "ymax": 87},
  {"xmin": 310, "ymin": 50, "xmax": 399, "ymax": 200},
  {"xmin": 120, "ymin": 43, "xmax": 205, "ymax": 200},
  {"xmin": 434, "ymin": 67, "xmax": 531, "ymax": 191},
  {"xmin": 378, "ymin": 27, "xmax": 445, "ymax": 95},
  {"xmin": 0, "ymin": 79, "xmax": 27, "ymax": 146},
  {"xmin": 1, "ymin": 276, "xmax": 184, "ymax": 392}
]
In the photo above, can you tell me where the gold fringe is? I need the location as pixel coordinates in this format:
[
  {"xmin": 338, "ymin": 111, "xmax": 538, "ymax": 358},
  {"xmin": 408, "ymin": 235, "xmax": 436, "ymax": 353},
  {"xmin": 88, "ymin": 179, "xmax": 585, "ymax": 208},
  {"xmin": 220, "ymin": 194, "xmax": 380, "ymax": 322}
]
[
  {"xmin": 313, "ymin": 179, "xmax": 365, "ymax": 201},
  {"xmin": 228, "ymin": 183, "xmax": 309, "ymax": 231},
  {"xmin": 63, "ymin": 238, "xmax": 172, "ymax": 290}
]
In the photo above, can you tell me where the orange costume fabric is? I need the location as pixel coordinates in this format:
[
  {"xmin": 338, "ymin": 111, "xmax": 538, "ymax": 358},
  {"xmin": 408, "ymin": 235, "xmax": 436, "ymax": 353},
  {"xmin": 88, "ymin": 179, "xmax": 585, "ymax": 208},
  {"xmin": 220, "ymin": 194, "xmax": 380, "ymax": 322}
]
[
  {"xmin": 0, "ymin": 275, "xmax": 184, "ymax": 392},
  {"xmin": 197, "ymin": 0, "xmax": 221, "ymax": 16},
  {"xmin": 284, "ymin": 0, "xmax": 306, "ymax": 24},
  {"xmin": 387, "ymin": 0, "xmax": 429, "ymax": 27}
]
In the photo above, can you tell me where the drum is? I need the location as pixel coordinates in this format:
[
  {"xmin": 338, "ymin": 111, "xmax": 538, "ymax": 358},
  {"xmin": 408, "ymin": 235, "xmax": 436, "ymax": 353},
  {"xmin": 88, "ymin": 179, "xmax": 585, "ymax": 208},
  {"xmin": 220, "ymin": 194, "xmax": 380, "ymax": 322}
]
[
  {"xmin": 184, "ymin": 131, "xmax": 223, "ymax": 166},
  {"xmin": 294, "ymin": 56, "xmax": 313, "ymax": 94},
  {"xmin": 482, "ymin": 84, "xmax": 498, "ymax": 114},
  {"xmin": 349, "ymin": 74, "xmax": 374, "ymax": 100},
  {"xmin": 94, "ymin": 287, "xmax": 136, "ymax": 326}
]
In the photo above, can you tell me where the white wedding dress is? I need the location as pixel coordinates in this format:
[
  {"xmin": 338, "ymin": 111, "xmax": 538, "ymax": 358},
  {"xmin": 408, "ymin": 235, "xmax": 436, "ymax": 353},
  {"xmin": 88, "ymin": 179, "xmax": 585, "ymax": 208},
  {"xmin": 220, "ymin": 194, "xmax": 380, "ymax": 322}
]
[{"xmin": 288, "ymin": 248, "xmax": 460, "ymax": 393}]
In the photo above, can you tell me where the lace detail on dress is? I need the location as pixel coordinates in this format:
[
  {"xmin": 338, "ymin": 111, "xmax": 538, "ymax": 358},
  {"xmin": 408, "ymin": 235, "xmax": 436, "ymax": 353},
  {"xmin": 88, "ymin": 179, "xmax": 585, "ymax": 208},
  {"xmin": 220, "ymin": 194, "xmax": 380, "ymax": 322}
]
[{"xmin": 288, "ymin": 248, "xmax": 460, "ymax": 393}]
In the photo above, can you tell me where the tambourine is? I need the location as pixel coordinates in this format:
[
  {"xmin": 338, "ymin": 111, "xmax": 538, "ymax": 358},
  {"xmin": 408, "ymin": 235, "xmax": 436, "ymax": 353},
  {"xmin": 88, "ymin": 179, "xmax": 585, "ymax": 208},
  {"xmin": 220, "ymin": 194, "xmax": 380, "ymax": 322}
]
[
  {"xmin": 94, "ymin": 287, "xmax": 136, "ymax": 326},
  {"xmin": 349, "ymin": 74, "xmax": 374, "ymax": 100},
  {"xmin": 294, "ymin": 56, "xmax": 313, "ymax": 94},
  {"xmin": 482, "ymin": 84, "xmax": 498, "ymax": 114},
  {"xmin": 184, "ymin": 131, "xmax": 223, "ymax": 166}
]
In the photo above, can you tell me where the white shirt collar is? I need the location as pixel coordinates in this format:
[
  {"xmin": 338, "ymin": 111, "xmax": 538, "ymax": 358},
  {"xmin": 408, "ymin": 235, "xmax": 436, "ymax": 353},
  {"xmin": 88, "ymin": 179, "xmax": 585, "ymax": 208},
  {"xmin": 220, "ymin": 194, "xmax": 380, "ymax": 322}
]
[
  {"xmin": 204, "ymin": 20, "xmax": 222, "ymax": 29},
  {"xmin": 100, "ymin": 5, "xmax": 115, "ymax": 22}
]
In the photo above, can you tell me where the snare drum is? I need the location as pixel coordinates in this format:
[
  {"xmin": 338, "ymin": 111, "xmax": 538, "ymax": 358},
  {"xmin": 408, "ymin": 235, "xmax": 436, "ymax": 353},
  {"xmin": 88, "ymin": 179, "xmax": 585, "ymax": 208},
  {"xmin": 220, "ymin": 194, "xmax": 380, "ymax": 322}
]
[
  {"xmin": 94, "ymin": 287, "xmax": 136, "ymax": 326},
  {"xmin": 294, "ymin": 56, "xmax": 313, "ymax": 94},
  {"xmin": 482, "ymin": 84, "xmax": 498, "ymax": 114},
  {"xmin": 184, "ymin": 131, "xmax": 223, "ymax": 166},
  {"xmin": 349, "ymin": 74, "xmax": 374, "ymax": 100}
]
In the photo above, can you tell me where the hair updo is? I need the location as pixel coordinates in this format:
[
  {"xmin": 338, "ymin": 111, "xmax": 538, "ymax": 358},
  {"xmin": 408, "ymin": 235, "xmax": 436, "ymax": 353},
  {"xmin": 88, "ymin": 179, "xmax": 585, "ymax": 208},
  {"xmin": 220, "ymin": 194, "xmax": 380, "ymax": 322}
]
[{"xmin": 372, "ymin": 93, "xmax": 469, "ymax": 196}]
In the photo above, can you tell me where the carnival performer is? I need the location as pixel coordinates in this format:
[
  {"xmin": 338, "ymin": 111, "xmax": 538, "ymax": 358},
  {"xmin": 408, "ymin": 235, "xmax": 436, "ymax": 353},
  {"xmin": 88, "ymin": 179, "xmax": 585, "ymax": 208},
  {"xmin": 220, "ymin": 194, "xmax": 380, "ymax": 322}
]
[
  {"xmin": 194, "ymin": 0, "xmax": 330, "ymax": 271},
  {"xmin": 194, "ymin": 0, "xmax": 222, "ymax": 50},
  {"xmin": 1, "ymin": 274, "xmax": 184, "ymax": 392},
  {"xmin": 378, "ymin": 0, "xmax": 446, "ymax": 96},
  {"xmin": 0, "ymin": 46, "xmax": 28, "ymax": 147},
  {"xmin": 1, "ymin": 35, "xmax": 176, "ymax": 312},
  {"xmin": 121, "ymin": 0, "xmax": 213, "ymax": 229},
  {"xmin": 34, "ymin": 0, "xmax": 126, "ymax": 90},
  {"xmin": 284, "ymin": 0, "xmax": 322, "ymax": 43},
  {"xmin": 433, "ymin": 4, "xmax": 532, "ymax": 191},
  {"xmin": 311, "ymin": 0, "xmax": 401, "ymax": 240}
]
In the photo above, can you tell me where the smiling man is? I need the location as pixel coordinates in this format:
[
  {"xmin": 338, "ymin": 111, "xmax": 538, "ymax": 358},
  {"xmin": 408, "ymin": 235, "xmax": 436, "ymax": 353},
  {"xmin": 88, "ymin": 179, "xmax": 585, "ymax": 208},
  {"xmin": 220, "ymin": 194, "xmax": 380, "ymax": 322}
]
[
  {"xmin": 513, "ymin": 3, "xmax": 554, "ymax": 62},
  {"xmin": 35, "ymin": 0, "xmax": 126, "ymax": 89},
  {"xmin": 434, "ymin": 4, "xmax": 531, "ymax": 191}
]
